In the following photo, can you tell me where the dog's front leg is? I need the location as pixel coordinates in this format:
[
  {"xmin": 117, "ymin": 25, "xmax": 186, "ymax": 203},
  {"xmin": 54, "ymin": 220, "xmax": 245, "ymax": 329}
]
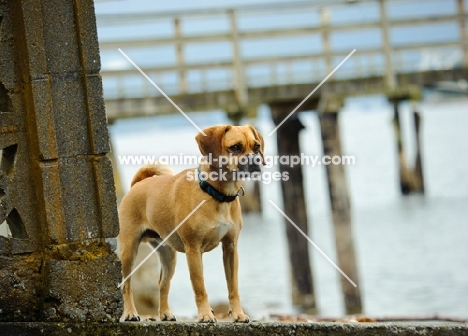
[
  {"xmin": 186, "ymin": 246, "xmax": 217, "ymax": 322},
  {"xmin": 222, "ymin": 237, "xmax": 250, "ymax": 323}
]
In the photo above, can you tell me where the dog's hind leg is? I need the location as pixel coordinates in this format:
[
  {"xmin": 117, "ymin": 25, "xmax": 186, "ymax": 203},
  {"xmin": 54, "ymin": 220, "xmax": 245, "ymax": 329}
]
[
  {"xmin": 118, "ymin": 230, "xmax": 141, "ymax": 322},
  {"xmin": 152, "ymin": 242, "xmax": 177, "ymax": 321}
]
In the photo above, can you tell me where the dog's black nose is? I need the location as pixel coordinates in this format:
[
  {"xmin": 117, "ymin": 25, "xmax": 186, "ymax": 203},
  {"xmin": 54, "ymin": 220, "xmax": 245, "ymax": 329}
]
[
  {"xmin": 248, "ymin": 164, "xmax": 262, "ymax": 173},
  {"xmin": 237, "ymin": 154, "xmax": 262, "ymax": 174}
]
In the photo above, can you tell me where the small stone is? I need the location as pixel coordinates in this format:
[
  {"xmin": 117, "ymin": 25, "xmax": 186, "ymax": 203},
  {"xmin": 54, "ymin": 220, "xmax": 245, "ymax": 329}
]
[
  {"xmin": 44, "ymin": 307, "xmax": 56, "ymax": 316},
  {"xmin": 67, "ymin": 327, "xmax": 72, "ymax": 333}
]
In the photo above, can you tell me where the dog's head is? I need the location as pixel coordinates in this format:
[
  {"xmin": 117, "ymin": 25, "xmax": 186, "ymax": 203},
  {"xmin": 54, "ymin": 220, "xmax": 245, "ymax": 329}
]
[{"xmin": 195, "ymin": 125, "xmax": 265, "ymax": 174}]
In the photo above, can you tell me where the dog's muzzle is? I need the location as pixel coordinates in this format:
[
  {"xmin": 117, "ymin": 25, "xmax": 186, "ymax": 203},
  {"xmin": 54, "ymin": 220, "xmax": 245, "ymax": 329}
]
[{"xmin": 237, "ymin": 154, "xmax": 262, "ymax": 173}]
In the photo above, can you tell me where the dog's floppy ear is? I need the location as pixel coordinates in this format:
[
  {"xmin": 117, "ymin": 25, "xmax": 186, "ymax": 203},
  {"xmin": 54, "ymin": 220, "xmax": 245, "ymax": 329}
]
[
  {"xmin": 247, "ymin": 125, "xmax": 265, "ymax": 165},
  {"xmin": 196, "ymin": 125, "xmax": 232, "ymax": 158}
]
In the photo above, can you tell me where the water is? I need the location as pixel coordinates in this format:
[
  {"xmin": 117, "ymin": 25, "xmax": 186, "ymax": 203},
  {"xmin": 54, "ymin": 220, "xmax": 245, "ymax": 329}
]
[{"xmin": 110, "ymin": 96, "xmax": 468, "ymax": 319}]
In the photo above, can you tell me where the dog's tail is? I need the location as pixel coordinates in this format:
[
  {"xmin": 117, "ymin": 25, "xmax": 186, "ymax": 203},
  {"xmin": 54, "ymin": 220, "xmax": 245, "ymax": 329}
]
[{"xmin": 130, "ymin": 164, "xmax": 174, "ymax": 187}]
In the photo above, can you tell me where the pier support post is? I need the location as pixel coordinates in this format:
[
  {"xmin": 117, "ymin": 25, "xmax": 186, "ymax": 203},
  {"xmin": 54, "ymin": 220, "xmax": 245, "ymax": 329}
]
[
  {"xmin": 391, "ymin": 99, "xmax": 413, "ymax": 195},
  {"xmin": 412, "ymin": 105, "xmax": 425, "ymax": 193},
  {"xmin": 0, "ymin": 0, "xmax": 121, "ymax": 321},
  {"xmin": 270, "ymin": 102, "xmax": 316, "ymax": 313},
  {"xmin": 389, "ymin": 88, "xmax": 424, "ymax": 195},
  {"xmin": 239, "ymin": 180, "xmax": 262, "ymax": 213},
  {"xmin": 318, "ymin": 95, "xmax": 362, "ymax": 315}
]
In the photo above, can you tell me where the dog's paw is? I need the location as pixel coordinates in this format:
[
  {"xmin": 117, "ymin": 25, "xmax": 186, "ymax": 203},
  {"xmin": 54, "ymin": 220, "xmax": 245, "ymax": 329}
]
[
  {"xmin": 121, "ymin": 313, "xmax": 141, "ymax": 322},
  {"xmin": 160, "ymin": 311, "xmax": 177, "ymax": 321},
  {"xmin": 198, "ymin": 311, "xmax": 217, "ymax": 323},
  {"xmin": 232, "ymin": 312, "xmax": 250, "ymax": 323}
]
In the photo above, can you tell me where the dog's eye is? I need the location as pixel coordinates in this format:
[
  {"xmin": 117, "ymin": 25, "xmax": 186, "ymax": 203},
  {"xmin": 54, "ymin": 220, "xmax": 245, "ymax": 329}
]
[
  {"xmin": 253, "ymin": 144, "xmax": 260, "ymax": 154},
  {"xmin": 229, "ymin": 144, "xmax": 242, "ymax": 153}
]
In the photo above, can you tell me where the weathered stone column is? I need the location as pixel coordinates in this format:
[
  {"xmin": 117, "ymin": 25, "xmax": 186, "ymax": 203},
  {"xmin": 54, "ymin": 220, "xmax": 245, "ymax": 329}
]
[{"xmin": 0, "ymin": 0, "xmax": 121, "ymax": 322}]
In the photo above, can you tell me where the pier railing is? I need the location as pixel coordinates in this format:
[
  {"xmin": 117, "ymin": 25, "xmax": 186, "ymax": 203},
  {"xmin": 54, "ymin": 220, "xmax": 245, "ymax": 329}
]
[{"xmin": 98, "ymin": 0, "xmax": 468, "ymax": 115}]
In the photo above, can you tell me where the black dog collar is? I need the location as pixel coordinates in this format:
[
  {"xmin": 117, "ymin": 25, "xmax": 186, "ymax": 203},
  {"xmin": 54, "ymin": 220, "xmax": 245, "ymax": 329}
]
[{"xmin": 198, "ymin": 168, "xmax": 244, "ymax": 203}]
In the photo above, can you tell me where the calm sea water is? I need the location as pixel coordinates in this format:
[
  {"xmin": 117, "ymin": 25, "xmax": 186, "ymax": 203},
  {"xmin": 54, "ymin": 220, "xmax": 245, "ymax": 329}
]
[{"xmin": 110, "ymin": 96, "xmax": 468, "ymax": 319}]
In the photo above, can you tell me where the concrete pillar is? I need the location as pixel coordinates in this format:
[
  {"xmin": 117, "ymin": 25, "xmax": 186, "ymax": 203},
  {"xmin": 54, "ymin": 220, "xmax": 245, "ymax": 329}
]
[{"xmin": 0, "ymin": 0, "xmax": 121, "ymax": 322}]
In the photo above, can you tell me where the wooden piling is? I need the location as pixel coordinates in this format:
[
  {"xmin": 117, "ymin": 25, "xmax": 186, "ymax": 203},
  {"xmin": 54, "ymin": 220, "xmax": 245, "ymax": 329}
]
[
  {"xmin": 392, "ymin": 99, "xmax": 413, "ymax": 195},
  {"xmin": 412, "ymin": 106, "xmax": 425, "ymax": 193},
  {"xmin": 271, "ymin": 103, "xmax": 316, "ymax": 313},
  {"xmin": 318, "ymin": 95, "xmax": 362, "ymax": 315},
  {"xmin": 239, "ymin": 180, "xmax": 262, "ymax": 213},
  {"xmin": 388, "ymin": 87, "xmax": 425, "ymax": 195}
]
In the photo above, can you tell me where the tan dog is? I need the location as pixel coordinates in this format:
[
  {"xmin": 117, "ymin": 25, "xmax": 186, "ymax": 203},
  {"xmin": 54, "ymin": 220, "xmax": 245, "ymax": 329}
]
[{"xmin": 118, "ymin": 125, "xmax": 264, "ymax": 323}]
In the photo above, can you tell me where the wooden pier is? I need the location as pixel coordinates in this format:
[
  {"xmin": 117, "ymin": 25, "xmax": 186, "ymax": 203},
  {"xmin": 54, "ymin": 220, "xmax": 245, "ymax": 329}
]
[{"xmin": 98, "ymin": 0, "xmax": 468, "ymax": 120}]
